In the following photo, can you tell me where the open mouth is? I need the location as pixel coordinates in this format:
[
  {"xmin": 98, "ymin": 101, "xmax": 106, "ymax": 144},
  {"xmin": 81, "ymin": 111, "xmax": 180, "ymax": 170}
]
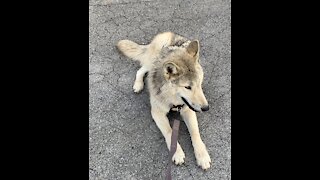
[{"xmin": 181, "ymin": 97, "xmax": 200, "ymax": 112}]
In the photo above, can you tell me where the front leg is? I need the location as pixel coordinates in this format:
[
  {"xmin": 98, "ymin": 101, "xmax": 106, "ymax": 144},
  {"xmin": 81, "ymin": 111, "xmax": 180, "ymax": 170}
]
[
  {"xmin": 181, "ymin": 107, "xmax": 211, "ymax": 170},
  {"xmin": 151, "ymin": 107, "xmax": 185, "ymax": 165},
  {"xmin": 133, "ymin": 66, "xmax": 148, "ymax": 93}
]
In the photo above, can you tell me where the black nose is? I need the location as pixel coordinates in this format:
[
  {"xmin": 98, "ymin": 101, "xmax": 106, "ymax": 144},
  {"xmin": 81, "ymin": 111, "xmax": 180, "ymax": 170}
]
[{"xmin": 201, "ymin": 105, "xmax": 209, "ymax": 111}]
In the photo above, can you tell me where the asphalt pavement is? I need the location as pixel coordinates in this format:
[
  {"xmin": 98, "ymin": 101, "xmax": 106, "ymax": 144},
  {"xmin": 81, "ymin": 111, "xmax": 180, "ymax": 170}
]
[{"xmin": 89, "ymin": 0, "xmax": 231, "ymax": 179}]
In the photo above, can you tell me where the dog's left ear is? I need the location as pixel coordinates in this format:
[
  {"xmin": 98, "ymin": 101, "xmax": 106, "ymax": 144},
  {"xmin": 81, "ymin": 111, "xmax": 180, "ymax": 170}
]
[
  {"xmin": 163, "ymin": 62, "xmax": 181, "ymax": 81},
  {"xmin": 186, "ymin": 40, "xmax": 200, "ymax": 59}
]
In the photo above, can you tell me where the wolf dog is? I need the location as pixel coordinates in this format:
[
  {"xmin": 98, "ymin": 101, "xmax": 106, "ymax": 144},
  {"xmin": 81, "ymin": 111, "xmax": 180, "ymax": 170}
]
[{"xmin": 117, "ymin": 32, "xmax": 211, "ymax": 170}]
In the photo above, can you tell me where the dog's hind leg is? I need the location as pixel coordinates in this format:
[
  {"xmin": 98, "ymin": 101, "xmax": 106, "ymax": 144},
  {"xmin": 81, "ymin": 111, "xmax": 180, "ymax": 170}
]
[
  {"xmin": 133, "ymin": 66, "xmax": 149, "ymax": 93},
  {"xmin": 151, "ymin": 107, "xmax": 185, "ymax": 165}
]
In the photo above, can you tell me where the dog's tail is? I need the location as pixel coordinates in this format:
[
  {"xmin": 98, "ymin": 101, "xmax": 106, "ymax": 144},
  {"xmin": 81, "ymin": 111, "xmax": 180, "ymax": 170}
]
[{"xmin": 117, "ymin": 40, "xmax": 146, "ymax": 62}]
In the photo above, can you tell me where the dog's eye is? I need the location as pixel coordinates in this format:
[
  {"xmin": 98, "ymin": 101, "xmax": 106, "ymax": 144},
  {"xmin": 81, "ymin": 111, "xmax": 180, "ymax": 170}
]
[{"xmin": 185, "ymin": 86, "xmax": 192, "ymax": 90}]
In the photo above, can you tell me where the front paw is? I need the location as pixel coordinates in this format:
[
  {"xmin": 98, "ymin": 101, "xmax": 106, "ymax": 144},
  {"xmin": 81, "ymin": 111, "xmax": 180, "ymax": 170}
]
[
  {"xmin": 172, "ymin": 145, "xmax": 185, "ymax": 165},
  {"xmin": 194, "ymin": 143, "xmax": 211, "ymax": 170},
  {"xmin": 133, "ymin": 81, "xmax": 144, "ymax": 93}
]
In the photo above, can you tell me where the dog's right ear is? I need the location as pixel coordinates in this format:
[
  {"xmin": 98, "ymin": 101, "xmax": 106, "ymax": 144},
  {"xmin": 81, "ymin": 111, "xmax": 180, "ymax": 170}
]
[
  {"xmin": 186, "ymin": 40, "xmax": 200, "ymax": 58},
  {"xmin": 163, "ymin": 62, "xmax": 180, "ymax": 81}
]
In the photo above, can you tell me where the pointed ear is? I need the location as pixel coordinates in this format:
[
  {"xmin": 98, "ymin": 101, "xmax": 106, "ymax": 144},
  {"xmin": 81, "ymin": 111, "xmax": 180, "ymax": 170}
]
[
  {"xmin": 163, "ymin": 62, "xmax": 180, "ymax": 80},
  {"xmin": 186, "ymin": 40, "xmax": 200, "ymax": 58}
]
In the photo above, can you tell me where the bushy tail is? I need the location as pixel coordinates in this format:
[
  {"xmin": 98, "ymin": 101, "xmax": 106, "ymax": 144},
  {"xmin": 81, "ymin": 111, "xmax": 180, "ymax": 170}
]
[{"xmin": 117, "ymin": 40, "xmax": 145, "ymax": 61}]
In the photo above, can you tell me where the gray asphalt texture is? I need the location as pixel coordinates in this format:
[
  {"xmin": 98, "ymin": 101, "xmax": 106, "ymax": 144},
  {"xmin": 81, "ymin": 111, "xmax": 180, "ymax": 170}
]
[{"xmin": 89, "ymin": 0, "xmax": 231, "ymax": 179}]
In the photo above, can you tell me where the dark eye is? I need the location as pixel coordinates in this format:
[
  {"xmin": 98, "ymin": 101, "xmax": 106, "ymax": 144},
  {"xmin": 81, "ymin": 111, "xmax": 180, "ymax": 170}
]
[{"xmin": 185, "ymin": 86, "xmax": 192, "ymax": 90}]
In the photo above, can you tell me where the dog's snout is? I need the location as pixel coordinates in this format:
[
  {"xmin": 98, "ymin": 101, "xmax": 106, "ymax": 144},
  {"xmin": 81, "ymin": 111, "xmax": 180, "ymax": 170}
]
[{"xmin": 201, "ymin": 105, "xmax": 209, "ymax": 111}]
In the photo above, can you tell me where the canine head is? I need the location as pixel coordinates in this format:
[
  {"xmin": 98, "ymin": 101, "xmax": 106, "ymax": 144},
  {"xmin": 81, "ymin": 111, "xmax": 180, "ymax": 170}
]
[{"xmin": 163, "ymin": 40, "xmax": 209, "ymax": 112}]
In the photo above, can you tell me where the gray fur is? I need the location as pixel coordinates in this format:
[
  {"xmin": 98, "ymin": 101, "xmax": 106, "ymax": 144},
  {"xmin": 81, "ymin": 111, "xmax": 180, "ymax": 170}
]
[{"xmin": 149, "ymin": 38, "xmax": 199, "ymax": 96}]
